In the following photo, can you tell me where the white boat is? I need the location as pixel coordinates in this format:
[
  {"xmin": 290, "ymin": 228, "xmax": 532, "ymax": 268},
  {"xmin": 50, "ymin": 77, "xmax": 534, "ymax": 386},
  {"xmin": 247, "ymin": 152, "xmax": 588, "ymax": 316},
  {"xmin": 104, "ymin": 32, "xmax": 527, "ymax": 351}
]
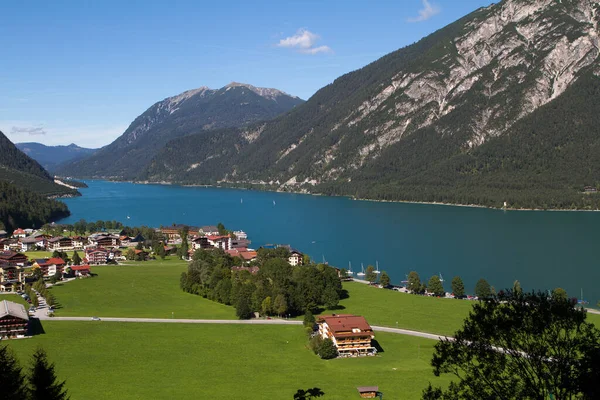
[
  {"xmin": 273, "ymin": 200, "xmax": 276, "ymax": 206},
  {"xmin": 357, "ymin": 263, "xmax": 366, "ymax": 277},
  {"xmin": 347, "ymin": 262, "xmax": 354, "ymax": 275},
  {"xmin": 375, "ymin": 261, "xmax": 381, "ymax": 274}
]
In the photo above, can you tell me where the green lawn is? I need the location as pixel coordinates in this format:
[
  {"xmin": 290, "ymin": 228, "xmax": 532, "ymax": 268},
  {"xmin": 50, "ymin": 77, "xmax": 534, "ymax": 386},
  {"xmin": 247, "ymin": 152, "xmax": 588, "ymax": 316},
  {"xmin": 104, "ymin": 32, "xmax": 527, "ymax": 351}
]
[
  {"xmin": 340, "ymin": 282, "xmax": 474, "ymax": 336},
  {"xmin": 50, "ymin": 257, "xmax": 236, "ymax": 319},
  {"xmin": 0, "ymin": 293, "xmax": 29, "ymax": 308},
  {"xmin": 6, "ymin": 322, "xmax": 447, "ymax": 400}
]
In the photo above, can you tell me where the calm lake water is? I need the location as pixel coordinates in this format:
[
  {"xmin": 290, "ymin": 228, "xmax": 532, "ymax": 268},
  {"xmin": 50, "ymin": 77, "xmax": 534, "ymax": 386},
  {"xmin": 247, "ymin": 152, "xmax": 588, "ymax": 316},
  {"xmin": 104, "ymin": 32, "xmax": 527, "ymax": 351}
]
[{"xmin": 60, "ymin": 180, "xmax": 600, "ymax": 305}]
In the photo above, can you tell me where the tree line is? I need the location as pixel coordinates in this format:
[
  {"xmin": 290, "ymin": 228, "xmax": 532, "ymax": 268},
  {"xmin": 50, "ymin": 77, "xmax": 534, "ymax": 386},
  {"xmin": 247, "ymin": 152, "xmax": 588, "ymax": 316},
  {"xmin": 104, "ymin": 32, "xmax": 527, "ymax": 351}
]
[
  {"xmin": 0, "ymin": 345, "xmax": 69, "ymax": 400},
  {"xmin": 180, "ymin": 247, "xmax": 344, "ymax": 319}
]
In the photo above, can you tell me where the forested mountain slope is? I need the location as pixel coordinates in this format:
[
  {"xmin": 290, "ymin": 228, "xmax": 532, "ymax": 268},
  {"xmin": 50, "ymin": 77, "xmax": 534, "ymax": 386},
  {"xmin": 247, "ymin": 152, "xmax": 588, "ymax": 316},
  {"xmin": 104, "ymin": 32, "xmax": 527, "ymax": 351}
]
[
  {"xmin": 0, "ymin": 131, "xmax": 72, "ymax": 232},
  {"xmin": 57, "ymin": 83, "xmax": 304, "ymax": 179},
  {"xmin": 16, "ymin": 142, "xmax": 97, "ymax": 172},
  {"xmin": 142, "ymin": 0, "xmax": 600, "ymax": 209}
]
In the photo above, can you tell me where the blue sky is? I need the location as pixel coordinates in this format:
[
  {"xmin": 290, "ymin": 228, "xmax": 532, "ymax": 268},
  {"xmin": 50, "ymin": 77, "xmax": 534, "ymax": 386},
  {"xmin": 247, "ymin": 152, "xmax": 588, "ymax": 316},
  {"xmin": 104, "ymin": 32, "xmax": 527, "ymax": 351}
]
[{"xmin": 1, "ymin": 0, "xmax": 491, "ymax": 148}]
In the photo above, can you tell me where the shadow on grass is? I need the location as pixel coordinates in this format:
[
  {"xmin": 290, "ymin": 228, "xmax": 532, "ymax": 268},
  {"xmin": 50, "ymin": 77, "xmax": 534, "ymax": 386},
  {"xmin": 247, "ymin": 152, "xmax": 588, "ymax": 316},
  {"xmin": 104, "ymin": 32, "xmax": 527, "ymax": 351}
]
[
  {"xmin": 372, "ymin": 339, "xmax": 384, "ymax": 353},
  {"xmin": 28, "ymin": 318, "xmax": 45, "ymax": 336},
  {"xmin": 340, "ymin": 289, "xmax": 349, "ymax": 300}
]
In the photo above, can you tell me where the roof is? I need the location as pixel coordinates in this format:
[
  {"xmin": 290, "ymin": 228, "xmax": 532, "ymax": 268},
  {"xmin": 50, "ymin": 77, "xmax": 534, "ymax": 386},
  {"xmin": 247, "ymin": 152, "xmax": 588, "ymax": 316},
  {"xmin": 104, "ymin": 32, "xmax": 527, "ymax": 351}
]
[
  {"xmin": 201, "ymin": 225, "xmax": 219, "ymax": 232},
  {"xmin": 71, "ymin": 265, "xmax": 90, "ymax": 271},
  {"xmin": 318, "ymin": 315, "xmax": 373, "ymax": 334},
  {"xmin": 0, "ymin": 251, "xmax": 27, "ymax": 260},
  {"xmin": 239, "ymin": 251, "xmax": 257, "ymax": 261},
  {"xmin": 207, "ymin": 235, "xmax": 229, "ymax": 241},
  {"xmin": 13, "ymin": 228, "xmax": 25, "ymax": 235},
  {"xmin": 357, "ymin": 387, "xmax": 379, "ymax": 393},
  {"xmin": 47, "ymin": 257, "xmax": 66, "ymax": 265},
  {"xmin": 0, "ymin": 300, "xmax": 29, "ymax": 321},
  {"xmin": 20, "ymin": 237, "xmax": 39, "ymax": 244},
  {"xmin": 35, "ymin": 259, "xmax": 50, "ymax": 266}
]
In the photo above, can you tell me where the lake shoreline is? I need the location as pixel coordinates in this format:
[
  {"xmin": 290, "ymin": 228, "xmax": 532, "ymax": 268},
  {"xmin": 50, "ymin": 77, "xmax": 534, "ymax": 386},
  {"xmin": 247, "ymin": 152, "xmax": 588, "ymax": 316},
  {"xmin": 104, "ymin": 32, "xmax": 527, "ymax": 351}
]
[{"xmin": 123, "ymin": 179, "xmax": 600, "ymax": 213}]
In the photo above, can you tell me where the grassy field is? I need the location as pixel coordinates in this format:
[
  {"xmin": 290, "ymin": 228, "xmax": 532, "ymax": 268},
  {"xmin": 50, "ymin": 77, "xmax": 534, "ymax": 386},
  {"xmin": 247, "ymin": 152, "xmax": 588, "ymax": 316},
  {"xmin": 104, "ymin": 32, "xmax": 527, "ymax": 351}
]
[
  {"xmin": 0, "ymin": 293, "xmax": 29, "ymax": 308},
  {"xmin": 6, "ymin": 321, "xmax": 447, "ymax": 400},
  {"xmin": 340, "ymin": 282, "xmax": 474, "ymax": 336},
  {"xmin": 50, "ymin": 257, "xmax": 236, "ymax": 319}
]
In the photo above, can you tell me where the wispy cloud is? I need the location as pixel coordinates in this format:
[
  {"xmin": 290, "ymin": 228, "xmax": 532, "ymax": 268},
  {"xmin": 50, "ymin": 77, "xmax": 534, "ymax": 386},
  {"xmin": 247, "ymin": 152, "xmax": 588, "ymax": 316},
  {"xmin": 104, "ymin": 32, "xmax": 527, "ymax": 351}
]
[
  {"xmin": 11, "ymin": 126, "xmax": 46, "ymax": 136},
  {"xmin": 407, "ymin": 0, "xmax": 441, "ymax": 23},
  {"xmin": 277, "ymin": 29, "xmax": 332, "ymax": 55}
]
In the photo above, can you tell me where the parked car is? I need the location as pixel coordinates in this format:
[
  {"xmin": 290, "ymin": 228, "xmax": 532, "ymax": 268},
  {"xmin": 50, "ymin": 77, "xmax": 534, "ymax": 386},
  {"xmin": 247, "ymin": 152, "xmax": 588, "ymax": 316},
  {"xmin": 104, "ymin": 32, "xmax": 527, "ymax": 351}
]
[{"xmin": 91, "ymin": 316, "xmax": 101, "ymax": 321}]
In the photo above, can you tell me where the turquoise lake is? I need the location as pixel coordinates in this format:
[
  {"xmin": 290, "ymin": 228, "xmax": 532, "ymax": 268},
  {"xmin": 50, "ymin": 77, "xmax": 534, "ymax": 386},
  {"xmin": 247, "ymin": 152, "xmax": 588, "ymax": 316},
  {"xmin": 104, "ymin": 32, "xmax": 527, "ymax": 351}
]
[{"xmin": 60, "ymin": 180, "xmax": 600, "ymax": 305}]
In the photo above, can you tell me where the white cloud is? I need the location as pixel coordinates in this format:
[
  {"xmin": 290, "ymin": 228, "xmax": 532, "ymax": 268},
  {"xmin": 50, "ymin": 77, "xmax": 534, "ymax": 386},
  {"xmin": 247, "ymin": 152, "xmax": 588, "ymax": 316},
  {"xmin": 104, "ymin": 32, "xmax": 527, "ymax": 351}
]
[
  {"xmin": 11, "ymin": 126, "xmax": 46, "ymax": 136},
  {"xmin": 408, "ymin": 0, "xmax": 441, "ymax": 22},
  {"xmin": 277, "ymin": 29, "xmax": 332, "ymax": 55}
]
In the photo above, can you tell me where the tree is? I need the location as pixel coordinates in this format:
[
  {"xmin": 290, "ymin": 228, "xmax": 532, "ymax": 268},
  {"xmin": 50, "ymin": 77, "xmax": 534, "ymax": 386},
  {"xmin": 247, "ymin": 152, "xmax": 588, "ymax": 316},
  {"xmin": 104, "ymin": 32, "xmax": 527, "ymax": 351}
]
[
  {"xmin": 53, "ymin": 271, "xmax": 62, "ymax": 281},
  {"xmin": 424, "ymin": 290, "xmax": 600, "ymax": 400},
  {"xmin": 303, "ymin": 310, "xmax": 316, "ymax": 329},
  {"xmin": 365, "ymin": 265, "xmax": 377, "ymax": 283},
  {"xmin": 135, "ymin": 241, "xmax": 144, "ymax": 251},
  {"xmin": 474, "ymin": 278, "xmax": 491, "ymax": 299},
  {"xmin": 293, "ymin": 388, "xmax": 325, "ymax": 399},
  {"xmin": 451, "ymin": 276, "xmax": 465, "ymax": 298},
  {"xmin": 157, "ymin": 245, "xmax": 166, "ymax": 260},
  {"xmin": 29, "ymin": 347, "xmax": 69, "ymax": 400},
  {"xmin": 513, "ymin": 280, "xmax": 522, "ymax": 295},
  {"xmin": 273, "ymin": 294, "xmax": 288, "ymax": 317},
  {"xmin": 45, "ymin": 293, "xmax": 56, "ymax": 308},
  {"xmin": 407, "ymin": 271, "xmax": 421, "ymax": 293},
  {"xmin": 235, "ymin": 294, "xmax": 252, "ymax": 320},
  {"xmin": 322, "ymin": 287, "xmax": 339, "ymax": 310},
  {"xmin": 261, "ymin": 296, "xmax": 272, "ymax": 316},
  {"xmin": 317, "ymin": 338, "xmax": 338, "ymax": 359},
  {"xmin": 0, "ymin": 345, "xmax": 28, "ymax": 398},
  {"xmin": 428, "ymin": 275, "xmax": 445, "ymax": 297},
  {"xmin": 217, "ymin": 222, "xmax": 227, "ymax": 235},
  {"xmin": 379, "ymin": 271, "xmax": 391, "ymax": 287},
  {"xmin": 339, "ymin": 268, "xmax": 348, "ymax": 279},
  {"xmin": 32, "ymin": 266, "xmax": 44, "ymax": 281},
  {"xmin": 552, "ymin": 287, "xmax": 568, "ymax": 301},
  {"xmin": 71, "ymin": 251, "xmax": 81, "ymax": 266},
  {"xmin": 126, "ymin": 248, "xmax": 136, "ymax": 261}
]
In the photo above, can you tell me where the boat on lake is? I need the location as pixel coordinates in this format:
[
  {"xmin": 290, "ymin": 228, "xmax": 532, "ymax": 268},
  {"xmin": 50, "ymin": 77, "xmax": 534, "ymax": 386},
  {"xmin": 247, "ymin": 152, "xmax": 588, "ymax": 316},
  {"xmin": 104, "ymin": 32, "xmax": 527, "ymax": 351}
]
[{"xmin": 357, "ymin": 263, "xmax": 366, "ymax": 277}]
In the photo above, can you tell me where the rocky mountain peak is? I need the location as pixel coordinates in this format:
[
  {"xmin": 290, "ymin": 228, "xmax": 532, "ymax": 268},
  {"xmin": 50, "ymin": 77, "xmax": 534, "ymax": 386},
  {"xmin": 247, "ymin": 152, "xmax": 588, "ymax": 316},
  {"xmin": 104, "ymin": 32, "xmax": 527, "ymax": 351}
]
[{"xmin": 224, "ymin": 82, "xmax": 298, "ymax": 100}]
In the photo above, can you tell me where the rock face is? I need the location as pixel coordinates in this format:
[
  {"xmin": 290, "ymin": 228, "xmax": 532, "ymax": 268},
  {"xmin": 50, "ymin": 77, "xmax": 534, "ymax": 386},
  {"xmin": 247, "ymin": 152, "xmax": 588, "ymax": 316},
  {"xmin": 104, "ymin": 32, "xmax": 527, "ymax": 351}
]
[
  {"xmin": 142, "ymin": 0, "xmax": 600, "ymax": 209},
  {"xmin": 58, "ymin": 83, "xmax": 303, "ymax": 179}
]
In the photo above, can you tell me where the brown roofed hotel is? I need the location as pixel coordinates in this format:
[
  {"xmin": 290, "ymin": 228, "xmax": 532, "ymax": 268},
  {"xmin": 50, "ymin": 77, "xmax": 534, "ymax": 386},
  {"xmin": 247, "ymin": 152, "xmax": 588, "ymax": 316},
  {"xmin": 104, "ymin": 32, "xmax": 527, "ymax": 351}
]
[{"xmin": 317, "ymin": 314, "xmax": 376, "ymax": 357}]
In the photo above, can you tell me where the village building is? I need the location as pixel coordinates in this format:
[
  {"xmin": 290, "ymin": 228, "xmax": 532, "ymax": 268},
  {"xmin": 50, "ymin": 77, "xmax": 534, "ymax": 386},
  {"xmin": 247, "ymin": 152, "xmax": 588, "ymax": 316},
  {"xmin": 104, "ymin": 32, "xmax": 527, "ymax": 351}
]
[
  {"xmin": 71, "ymin": 265, "xmax": 91, "ymax": 277},
  {"xmin": 0, "ymin": 251, "xmax": 28, "ymax": 266},
  {"xmin": 0, "ymin": 230, "xmax": 7, "ymax": 238},
  {"xmin": 356, "ymin": 387, "xmax": 379, "ymax": 399},
  {"xmin": 134, "ymin": 249, "xmax": 149, "ymax": 261},
  {"xmin": 47, "ymin": 236, "xmax": 74, "ymax": 251},
  {"xmin": 33, "ymin": 259, "xmax": 51, "ymax": 276},
  {"xmin": 289, "ymin": 249, "xmax": 304, "ymax": 266},
  {"xmin": 1, "ymin": 239, "xmax": 20, "ymax": 252},
  {"xmin": 0, "ymin": 300, "xmax": 29, "ymax": 338},
  {"xmin": 88, "ymin": 234, "xmax": 120, "ymax": 249},
  {"xmin": 20, "ymin": 237, "xmax": 40, "ymax": 252},
  {"xmin": 11, "ymin": 228, "xmax": 27, "ymax": 238},
  {"xmin": 161, "ymin": 225, "xmax": 200, "ymax": 241},
  {"xmin": 207, "ymin": 235, "xmax": 232, "ymax": 250},
  {"xmin": 85, "ymin": 248, "xmax": 109, "ymax": 265},
  {"xmin": 71, "ymin": 236, "xmax": 87, "ymax": 250},
  {"xmin": 46, "ymin": 257, "xmax": 66, "ymax": 277},
  {"xmin": 317, "ymin": 314, "xmax": 376, "ymax": 357},
  {"xmin": 191, "ymin": 236, "xmax": 211, "ymax": 251},
  {"xmin": 0, "ymin": 263, "xmax": 24, "ymax": 292},
  {"xmin": 200, "ymin": 225, "xmax": 220, "ymax": 236},
  {"xmin": 225, "ymin": 248, "xmax": 258, "ymax": 262}
]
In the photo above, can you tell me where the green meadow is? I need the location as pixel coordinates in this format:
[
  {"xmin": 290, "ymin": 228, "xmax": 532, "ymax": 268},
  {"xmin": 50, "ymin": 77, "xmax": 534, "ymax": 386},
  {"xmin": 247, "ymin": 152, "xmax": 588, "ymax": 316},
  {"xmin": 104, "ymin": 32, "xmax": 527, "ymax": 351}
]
[
  {"xmin": 49, "ymin": 257, "xmax": 236, "ymax": 319},
  {"xmin": 6, "ymin": 321, "xmax": 447, "ymax": 400}
]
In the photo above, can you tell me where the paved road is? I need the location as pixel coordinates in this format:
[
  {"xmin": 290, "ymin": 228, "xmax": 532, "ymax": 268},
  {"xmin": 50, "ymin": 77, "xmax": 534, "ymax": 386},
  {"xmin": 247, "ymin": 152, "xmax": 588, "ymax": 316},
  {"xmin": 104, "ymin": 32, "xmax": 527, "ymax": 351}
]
[{"xmin": 37, "ymin": 316, "xmax": 451, "ymax": 341}]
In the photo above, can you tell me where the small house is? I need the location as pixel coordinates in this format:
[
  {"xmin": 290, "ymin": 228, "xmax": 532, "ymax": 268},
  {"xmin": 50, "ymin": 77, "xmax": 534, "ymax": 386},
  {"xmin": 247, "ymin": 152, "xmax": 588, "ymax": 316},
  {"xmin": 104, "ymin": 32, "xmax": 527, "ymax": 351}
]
[{"xmin": 356, "ymin": 386, "xmax": 379, "ymax": 399}]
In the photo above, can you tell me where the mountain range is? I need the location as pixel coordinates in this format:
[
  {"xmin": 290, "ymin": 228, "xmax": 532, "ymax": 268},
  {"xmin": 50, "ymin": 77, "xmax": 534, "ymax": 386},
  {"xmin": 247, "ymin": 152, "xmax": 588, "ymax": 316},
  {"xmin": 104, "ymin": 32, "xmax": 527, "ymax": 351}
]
[
  {"xmin": 61, "ymin": 0, "xmax": 600, "ymax": 209},
  {"xmin": 57, "ymin": 82, "xmax": 304, "ymax": 179},
  {"xmin": 16, "ymin": 142, "xmax": 96, "ymax": 172}
]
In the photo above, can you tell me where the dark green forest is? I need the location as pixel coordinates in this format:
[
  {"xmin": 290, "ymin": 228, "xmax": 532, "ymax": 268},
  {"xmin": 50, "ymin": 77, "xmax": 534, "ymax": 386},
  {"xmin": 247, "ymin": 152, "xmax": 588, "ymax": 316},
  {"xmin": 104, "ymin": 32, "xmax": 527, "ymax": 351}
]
[
  {"xmin": 0, "ymin": 181, "xmax": 70, "ymax": 233},
  {"xmin": 180, "ymin": 248, "xmax": 343, "ymax": 319}
]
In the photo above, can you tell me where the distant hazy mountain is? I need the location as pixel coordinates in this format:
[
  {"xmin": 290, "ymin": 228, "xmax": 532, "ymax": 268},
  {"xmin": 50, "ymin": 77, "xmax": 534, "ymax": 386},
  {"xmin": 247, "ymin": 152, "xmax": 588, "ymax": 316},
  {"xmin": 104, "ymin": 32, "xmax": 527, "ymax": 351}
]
[
  {"xmin": 141, "ymin": 0, "xmax": 600, "ymax": 210},
  {"xmin": 57, "ymin": 82, "xmax": 304, "ymax": 179},
  {"xmin": 16, "ymin": 142, "xmax": 97, "ymax": 172}
]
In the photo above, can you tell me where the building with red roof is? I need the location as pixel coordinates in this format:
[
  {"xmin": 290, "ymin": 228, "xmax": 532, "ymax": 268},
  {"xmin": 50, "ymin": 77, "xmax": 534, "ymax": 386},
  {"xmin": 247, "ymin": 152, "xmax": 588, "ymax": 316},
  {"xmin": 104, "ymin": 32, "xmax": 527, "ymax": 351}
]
[
  {"xmin": 71, "ymin": 265, "xmax": 91, "ymax": 277},
  {"xmin": 317, "ymin": 314, "xmax": 376, "ymax": 357}
]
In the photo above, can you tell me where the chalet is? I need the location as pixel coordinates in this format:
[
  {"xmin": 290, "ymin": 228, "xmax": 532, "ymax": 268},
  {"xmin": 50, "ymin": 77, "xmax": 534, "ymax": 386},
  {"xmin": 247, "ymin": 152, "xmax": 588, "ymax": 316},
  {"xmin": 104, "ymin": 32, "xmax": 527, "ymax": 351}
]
[
  {"xmin": 207, "ymin": 235, "xmax": 232, "ymax": 250},
  {"xmin": 88, "ymin": 234, "xmax": 120, "ymax": 249},
  {"xmin": 289, "ymin": 250, "xmax": 304, "ymax": 266},
  {"xmin": 231, "ymin": 266, "xmax": 260, "ymax": 275},
  {"xmin": 47, "ymin": 236, "xmax": 74, "ymax": 251},
  {"xmin": 71, "ymin": 265, "xmax": 91, "ymax": 277},
  {"xmin": 33, "ymin": 259, "xmax": 51, "ymax": 276},
  {"xmin": 317, "ymin": 314, "xmax": 376, "ymax": 357},
  {"xmin": 356, "ymin": 387, "xmax": 379, "ymax": 399},
  {"xmin": 0, "ymin": 263, "xmax": 24, "ymax": 292},
  {"xmin": 86, "ymin": 248, "xmax": 108, "ymax": 265},
  {"xmin": 46, "ymin": 257, "xmax": 66, "ymax": 277},
  {"xmin": 0, "ymin": 300, "xmax": 29, "ymax": 338},
  {"xmin": 161, "ymin": 225, "xmax": 200, "ymax": 241},
  {"xmin": 192, "ymin": 236, "xmax": 211, "ymax": 251},
  {"xmin": 584, "ymin": 186, "xmax": 597, "ymax": 193},
  {"xmin": 72, "ymin": 236, "xmax": 87, "ymax": 250},
  {"xmin": 0, "ymin": 251, "xmax": 28, "ymax": 266},
  {"xmin": 20, "ymin": 237, "xmax": 40, "ymax": 252},
  {"xmin": 231, "ymin": 236, "xmax": 251, "ymax": 249},
  {"xmin": 134, "ymin": 249, "xmax": 149, "ymax": 261},
  {"xmin": 11, "ymin": 228, "xmax": 26, "ymax": 238},
  {"xmin": 200, "ymin": 226, "xmax": 220, "ymax": 236},
  {"xmin": 164, "ymin": 245, "xmax": 177, "ymax": 255},
  {"xmin": 125, "ymin": 233, "xmax": 145, "ymax": 248},
  {"xmin": 1, "ymin": 239, "xmax": 20, "ymax": 252},
  {"xmin": 110, "ymin": 249, "xmax": 123, "ymax": 260}
]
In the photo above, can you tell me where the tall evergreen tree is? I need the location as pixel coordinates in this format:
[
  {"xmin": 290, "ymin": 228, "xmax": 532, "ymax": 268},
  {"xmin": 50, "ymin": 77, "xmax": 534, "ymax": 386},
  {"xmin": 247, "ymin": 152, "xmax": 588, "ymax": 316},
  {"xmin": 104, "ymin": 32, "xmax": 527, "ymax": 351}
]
[
  {"xmin": 0, "ymin": 345, "xmax": 28, "ymax": 399},
  {"xmin": 29, "ymin": 348, "xmax": 69, "ymax": 400},
  {"xmin": 71, "ymin": 251, "xmax": 81, "ymax": 266},
  {"xmin": 451, "ymin": 276, "xmax": 465, "ymax": 298}
]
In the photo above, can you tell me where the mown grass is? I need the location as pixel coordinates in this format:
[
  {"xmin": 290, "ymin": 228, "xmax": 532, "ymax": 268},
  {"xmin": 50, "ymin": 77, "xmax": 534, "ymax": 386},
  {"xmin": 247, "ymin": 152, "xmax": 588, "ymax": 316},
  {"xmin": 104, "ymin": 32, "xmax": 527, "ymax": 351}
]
[
  {"xmin": 49, "ymin": 257, "xmax": 236, "ymax": 319},
  {"xmin": 340, "ymin": 282, "xmax": 474, "ymax": 336},
  {"xmin": 6, "ymin": 322, "xmax": 447, "ymax": 400},
  {"xmin": 0, "ymin": 293, "xmax": 29, "ymax": 308}
]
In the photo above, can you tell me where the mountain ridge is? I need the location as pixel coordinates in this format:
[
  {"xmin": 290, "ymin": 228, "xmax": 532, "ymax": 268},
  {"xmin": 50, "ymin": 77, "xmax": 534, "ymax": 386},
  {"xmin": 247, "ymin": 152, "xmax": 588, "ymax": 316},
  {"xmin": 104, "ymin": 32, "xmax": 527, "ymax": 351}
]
[{"xmin": 16, "ymin": 142, "xmax": 97, "ymax": 172}]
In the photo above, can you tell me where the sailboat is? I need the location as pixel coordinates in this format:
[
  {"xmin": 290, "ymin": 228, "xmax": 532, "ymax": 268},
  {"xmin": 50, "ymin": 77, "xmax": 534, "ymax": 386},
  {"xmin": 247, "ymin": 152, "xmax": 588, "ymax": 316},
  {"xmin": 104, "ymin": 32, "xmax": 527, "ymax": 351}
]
[
  {"xmin": 375, "ymin": 261, "xmax": 381, "ymax": 274},
  {"xmin": 241, "ymin": 198, "xmax": 243, "ymax": 204},
  {"xmin": 347, "ymin": 262, "xmax": 354, "ymax": 275},
  {"xmin": 439, "ymin": 273, "xmax": 444, "ymax": 283},
  {"xmin": 273, "ymin": 200, "xmax": 276, "ymax": 206},
  {"xmin": 357, "ymin": 263, "xmax": 366, "ymax": 277},
  {"xmin": 578, "ymin": 288, "xmax": 589, "ymax": 305}
]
